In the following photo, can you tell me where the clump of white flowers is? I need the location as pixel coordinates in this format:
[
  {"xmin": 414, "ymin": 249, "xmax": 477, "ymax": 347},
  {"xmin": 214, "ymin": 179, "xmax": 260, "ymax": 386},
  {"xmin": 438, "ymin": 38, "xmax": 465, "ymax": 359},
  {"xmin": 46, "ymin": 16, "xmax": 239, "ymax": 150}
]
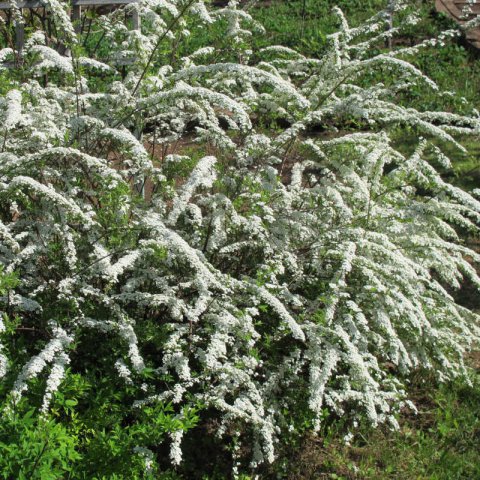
[{"xmin": 0, "ymin": 0, "xmax": 479, "ymax": 473}]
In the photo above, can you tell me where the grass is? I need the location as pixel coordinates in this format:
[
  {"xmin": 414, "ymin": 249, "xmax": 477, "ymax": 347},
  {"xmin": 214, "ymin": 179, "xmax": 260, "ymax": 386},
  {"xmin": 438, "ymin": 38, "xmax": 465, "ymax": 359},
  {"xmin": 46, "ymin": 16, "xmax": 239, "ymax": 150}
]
[
  {"xmin": 251, "ymin": 1, "xmax": 480, "ymax": 104},
  {"xmin": 263, "ymin": 370, "xmax": 480, "ymax": 479},
  {"xmin": 251, "ymin": 0, "xmax": 480, "ymax": 186},
  {"xmin": 252, "ymin": 0, "xmax": 480, "ymax": 108}
]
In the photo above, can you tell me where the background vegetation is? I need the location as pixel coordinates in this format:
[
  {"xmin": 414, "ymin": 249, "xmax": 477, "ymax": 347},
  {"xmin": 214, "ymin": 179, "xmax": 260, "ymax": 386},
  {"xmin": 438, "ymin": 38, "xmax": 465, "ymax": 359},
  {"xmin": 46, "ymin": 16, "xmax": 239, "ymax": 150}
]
[{"xmin": 251, "ymin": 0, "xmax": 480, "ymax": 190}]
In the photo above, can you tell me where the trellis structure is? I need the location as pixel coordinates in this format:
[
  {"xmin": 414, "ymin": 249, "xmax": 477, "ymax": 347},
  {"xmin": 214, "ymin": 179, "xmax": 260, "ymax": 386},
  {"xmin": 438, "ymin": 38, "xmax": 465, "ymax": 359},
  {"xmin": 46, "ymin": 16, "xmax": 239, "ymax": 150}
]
[{"xmin": 0, "ymin": 0, "xmax": 139, "ymax": 52}]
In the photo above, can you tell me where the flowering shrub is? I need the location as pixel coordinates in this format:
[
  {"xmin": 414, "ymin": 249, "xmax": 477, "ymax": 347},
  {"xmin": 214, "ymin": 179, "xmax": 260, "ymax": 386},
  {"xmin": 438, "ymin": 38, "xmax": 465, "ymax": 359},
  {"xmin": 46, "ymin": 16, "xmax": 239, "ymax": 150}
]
[{"xmin": 0, "ymin": 0, "xmax": 479, "ymax": 475}]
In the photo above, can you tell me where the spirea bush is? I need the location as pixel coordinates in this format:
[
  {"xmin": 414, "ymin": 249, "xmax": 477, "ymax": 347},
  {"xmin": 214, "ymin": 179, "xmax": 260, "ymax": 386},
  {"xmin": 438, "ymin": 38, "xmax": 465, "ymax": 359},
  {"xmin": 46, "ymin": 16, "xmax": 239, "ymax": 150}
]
[{"xmin": 0, "ymin": 0, "xmax": 479, "ymax": 475}]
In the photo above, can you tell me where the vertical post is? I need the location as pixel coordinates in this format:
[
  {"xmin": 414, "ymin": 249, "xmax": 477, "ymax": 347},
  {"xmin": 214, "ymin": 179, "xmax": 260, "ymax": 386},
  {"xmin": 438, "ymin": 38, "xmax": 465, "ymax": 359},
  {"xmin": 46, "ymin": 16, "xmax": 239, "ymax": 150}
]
[
  {"xmin": 72, "ymin": 1, "xmax": 81, "ymax": 34},
  {"xmin": 132, "ymin": 4, "xmax": 144, "ymax": 198},
  {"xmin": 386, "ymin": 0, "xmax": 394, "ymax": 49},
  {"xmin": 15, "ymin": 12, "xmax": 24, "ymax": 53},
  {"xmin": 132, "ymin": 9, "xmax": 140, "ymax": 31}
]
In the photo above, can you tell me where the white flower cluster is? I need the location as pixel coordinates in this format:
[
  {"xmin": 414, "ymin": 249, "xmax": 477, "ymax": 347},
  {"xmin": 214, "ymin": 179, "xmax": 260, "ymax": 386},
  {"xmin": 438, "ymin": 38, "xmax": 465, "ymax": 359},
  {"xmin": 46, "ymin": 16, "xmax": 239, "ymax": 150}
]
[
  {"xmin": 0, "ymin": 0, "xmax": 479, "ymax": 473},
  {"xmin": 11, "ymin": 327, "xmax": 73, "ymax": 409}
]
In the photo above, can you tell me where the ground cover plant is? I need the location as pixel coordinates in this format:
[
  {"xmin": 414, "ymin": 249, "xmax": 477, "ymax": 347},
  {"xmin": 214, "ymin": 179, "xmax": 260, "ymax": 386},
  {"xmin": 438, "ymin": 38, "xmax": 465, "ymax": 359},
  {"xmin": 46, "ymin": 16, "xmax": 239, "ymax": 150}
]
[{"xmin": 0, "ymin": 0, "xmax": 479, "ymax": 477}]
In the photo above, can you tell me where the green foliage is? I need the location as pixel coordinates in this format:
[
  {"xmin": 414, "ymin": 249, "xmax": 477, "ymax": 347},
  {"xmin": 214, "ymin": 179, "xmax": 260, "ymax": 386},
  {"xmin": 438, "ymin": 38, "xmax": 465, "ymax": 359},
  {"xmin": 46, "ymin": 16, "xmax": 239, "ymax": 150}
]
[
  {"xmin": 0, "ymin": 369, "xmax": 201, "ymax": 479},
  {"xmin": 6, "ymin": 373, "xmax": 475, "ymax": 480},
  {"xmin": 0, "ymin": 401, "xmax": 80, "ymax": 480},
  {"xmin": 0, "ymin": 265, "xmax": 18, "ymax": 296}
]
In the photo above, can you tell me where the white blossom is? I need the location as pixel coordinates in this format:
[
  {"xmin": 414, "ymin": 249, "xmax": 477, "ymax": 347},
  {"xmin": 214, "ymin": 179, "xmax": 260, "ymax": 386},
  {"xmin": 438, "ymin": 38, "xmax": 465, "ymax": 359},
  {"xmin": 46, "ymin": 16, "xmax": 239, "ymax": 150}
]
[{"xmin": 0, "ymin": 1, "xmax": 479, "ymax": 472}]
